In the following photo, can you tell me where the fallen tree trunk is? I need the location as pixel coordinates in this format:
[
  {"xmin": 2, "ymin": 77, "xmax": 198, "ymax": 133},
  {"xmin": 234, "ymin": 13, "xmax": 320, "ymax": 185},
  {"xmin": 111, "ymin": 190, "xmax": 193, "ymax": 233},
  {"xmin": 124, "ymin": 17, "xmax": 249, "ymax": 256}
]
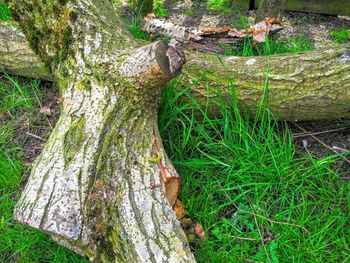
[
  {"xmin": 1, "ymin": 21, "xmax": 349, "ymax": 121},
  {"xmin": 0, "ymin": 21, "xmax": 52, "ymax": 81},
  {"xmin": 183, "ymin": 46, "xmax": 350, "ymax": 121},
  {"xmin": 8, "ymin": 1, "xmax": 193, "ymax": 262}
]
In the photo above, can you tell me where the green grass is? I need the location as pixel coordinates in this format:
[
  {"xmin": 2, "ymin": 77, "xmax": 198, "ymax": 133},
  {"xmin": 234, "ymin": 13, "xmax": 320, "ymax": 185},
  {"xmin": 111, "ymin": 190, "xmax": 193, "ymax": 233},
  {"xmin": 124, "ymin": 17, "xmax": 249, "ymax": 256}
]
[
  {"xmin": 2, "ymin": 73, "xmax": 348, "ymax": 262},
  {"xmin": 1, "ymin": 2, "xmax": 348, "ymax": 262},
  {"xmin": 153, "ymin": 0, "xmax": 167, "ymax": 18},
  {"xmin": 330, "ymin": 28, "xmax": 350, "ymax": 44},
  {"xmin": 221, "ymin": 34, "xmax": 313, "ymax": 57},
  {"xmin": 207, "ymin": 0, "xmax": 239, "ymax": 12},
  {"xmin": 159, "ymin": 74, "xmax": 349, "ymax": 262},
  {"xmin": 0, "ymin": 1, "xmax": 12, "ymax": 21},
  {"xmin": 0, "ymin": 74, "xmax": 88, "ymax": 263}
]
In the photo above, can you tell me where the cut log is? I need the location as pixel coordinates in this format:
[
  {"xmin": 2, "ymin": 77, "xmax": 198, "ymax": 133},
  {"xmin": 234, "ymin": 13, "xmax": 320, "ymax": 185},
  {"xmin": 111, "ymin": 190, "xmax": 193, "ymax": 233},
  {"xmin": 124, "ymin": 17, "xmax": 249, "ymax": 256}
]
[
  {"xmin": 1, "ymin": 21, "xmax": 349, "ymax": 121},
  {"xmin": 0, "ymin": 21, "xmax": 51, "ymax": 81},
  {"xmin": 9, "ymin": 1, "xmax": 193, "ymax": 262},
  {"xmin": 255, "ymin": 0, "xmax": 287, "ymax": 23},
  {"xmin": 182, "ymin": 45, "xmax": 350, "ymax": 121}
]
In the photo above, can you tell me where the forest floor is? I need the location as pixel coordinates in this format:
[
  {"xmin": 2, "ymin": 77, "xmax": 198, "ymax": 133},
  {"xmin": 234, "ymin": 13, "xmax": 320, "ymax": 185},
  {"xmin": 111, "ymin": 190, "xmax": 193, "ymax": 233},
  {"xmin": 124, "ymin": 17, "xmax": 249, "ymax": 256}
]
[
  {"xmin": 1, "ymin": 1, "xmax": 350, "ymax": 262},
  {"xmin": 162, "ymin": 0, "xmax": 350, "ymax": 49}
]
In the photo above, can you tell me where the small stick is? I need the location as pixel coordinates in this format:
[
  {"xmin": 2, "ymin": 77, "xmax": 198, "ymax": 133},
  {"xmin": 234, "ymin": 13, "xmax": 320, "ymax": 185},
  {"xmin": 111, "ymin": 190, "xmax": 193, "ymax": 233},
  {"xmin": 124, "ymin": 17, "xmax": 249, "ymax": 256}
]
[
  {"xmin": 217, "ymin": 181, "xmax": 309, "ymax": 232},
  {"xmin": 232, "ymin": 236, "xmax": 258, "ymax": 241},
  {"xmin": 293, "ymin": 126, "xmax": 350, "ymax": 138},
  {"xmin": 292, "ymin": 122, "xmax": 350, "ymax": 165},
  {"xmin": 251, "ymin": 204, "xmax": 271, "ymax": 263},
  {"xmin": 25, "ymin": 132, "xmax": 46, "ymax": 142}
]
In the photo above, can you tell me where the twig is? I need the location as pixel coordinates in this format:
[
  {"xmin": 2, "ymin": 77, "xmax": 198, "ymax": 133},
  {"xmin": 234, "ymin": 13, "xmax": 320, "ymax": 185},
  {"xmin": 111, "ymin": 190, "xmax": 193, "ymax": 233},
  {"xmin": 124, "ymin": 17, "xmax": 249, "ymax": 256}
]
[
  {"xmin": 26, "ymin": 132, "xmax": 46, "ymax": 142},
  {"xmin": 32, "ymin": 88, "xmax": 53, "ymax": 129},
  {"xmin": 292, "ymin": 122, "xmax": 350, "ymax": 165},
  {"xmin": 217, "ymin": 181, "xmax": 309, "ymax": 232},
  {"xmin": 232, "ymin": 236, "xmax": 258, "ymax": 241},
  {"xmin": 292, "ymin": 126, "xmax": 350, "ymax": 138},
  {"xmin": 250, "ymin": 204, "xmax": 271, "ymax": 263}
]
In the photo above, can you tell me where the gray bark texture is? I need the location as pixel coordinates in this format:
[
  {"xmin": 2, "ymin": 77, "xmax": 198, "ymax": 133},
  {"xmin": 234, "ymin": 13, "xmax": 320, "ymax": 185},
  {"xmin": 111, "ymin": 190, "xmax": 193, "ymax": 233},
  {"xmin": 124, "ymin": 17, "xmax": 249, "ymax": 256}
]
[
  {"xmin": 1, "ymin": 20, "xmax": 350, "ymax": 121},
  {"xmin": 255, "ymin": 0, "xmax": 287, "ymax": 22},
  {"xmin": 8, "ymin": 0, "xmax": 194, "ymax": 262}
]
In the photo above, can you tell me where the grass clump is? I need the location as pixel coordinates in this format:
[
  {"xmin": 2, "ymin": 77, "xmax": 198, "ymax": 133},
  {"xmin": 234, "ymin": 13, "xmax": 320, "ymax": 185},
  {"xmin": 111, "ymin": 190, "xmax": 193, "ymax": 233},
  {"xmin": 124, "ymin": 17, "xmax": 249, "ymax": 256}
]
[
  {"xmin": 207, "ymin": 0, "xmax": 239, "ymax": 12},
  {"xmin": 159, "ymin": 73, "xmax": 349, "ymax": 262},
  {"xmin": 222, "ymin": 34, "xmax": 313, "ymax": 56},
  {"xmin": 0, "ymin": 75, "xmax": 88, "ymax": 263},
  {"xmin": 153, "ymin": 0, "xmax": 167, "ymax": 18},
  {"xmin": 0, "ymin": 1, "xmax": 11, "ymax": 21},
  {"xmin": 330, "ymin": 28, "xmax": 349, "ymax": 44}
]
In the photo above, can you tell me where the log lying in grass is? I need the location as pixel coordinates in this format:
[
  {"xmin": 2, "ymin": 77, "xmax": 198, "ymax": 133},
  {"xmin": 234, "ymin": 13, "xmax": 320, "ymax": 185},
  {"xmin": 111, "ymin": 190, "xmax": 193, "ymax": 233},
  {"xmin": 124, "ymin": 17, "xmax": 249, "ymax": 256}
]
[
  {"xmin": 8, "ymin": 1, "xmax": 194, "ymax": 262},
  {"xmin": 1, "ymin": 21, "xmax": 349, "ymax": 121},
  {"xmin": 183, "ymin": 46, "xmax": 350, "ymax": 121},
  {"xmin": 0, "ymin": 21, "xmax": 52, "ymax": 81}
]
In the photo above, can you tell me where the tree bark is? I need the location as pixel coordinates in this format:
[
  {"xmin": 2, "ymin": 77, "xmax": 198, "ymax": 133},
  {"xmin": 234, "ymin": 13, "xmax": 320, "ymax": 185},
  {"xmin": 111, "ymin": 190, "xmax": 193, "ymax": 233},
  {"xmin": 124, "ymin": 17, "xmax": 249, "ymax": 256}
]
[
  {"xmin": 1, "ymin": 20, "xmax": 350, "ymax": 121},
  {"xmin": 182, "ymin": 46, "xmax": 350, "ymax": 121},
  {"xmin": 0, "ymin": 21, "xmax": 52, "ymax": 81},
  {"xmin": 255, "ymin": 0, "xmax": 287, "ymax": 23},
  {"xmin": 9, "ymin": 1, "xmax": 193, "ymax": 262}
]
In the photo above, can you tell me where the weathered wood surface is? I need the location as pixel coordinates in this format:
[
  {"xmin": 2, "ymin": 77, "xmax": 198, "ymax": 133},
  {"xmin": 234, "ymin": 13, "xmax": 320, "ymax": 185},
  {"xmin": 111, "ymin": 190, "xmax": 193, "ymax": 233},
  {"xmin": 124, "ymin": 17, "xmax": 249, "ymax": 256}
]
[
  {"xmin": 143, "ymin": 16, "xmax": 283, "ymax": 45},
  {"xmin": 0, "ymin": 21, "xmax": 52, "ymax": 81},
  {"xmin": 9, "ymin": 1, "xmax": 194, "ymax": 262},
  {"xmin": 1, "ymin": 21, "xmax": 349, "ymax": 121},
  {"xmin": 253, "ymin": 0, "xmax": 350, "ymax": 16},
  {"xmin": 286, "ymin": 0, "xmax": 350, "ymax": 16},
  {"xmin": 255, "ymin": 0, "xmax": 286, "ymax": 22},
  {"xmin": 182, "ymin": 46, "xmax": 350, "ymax": 121}
]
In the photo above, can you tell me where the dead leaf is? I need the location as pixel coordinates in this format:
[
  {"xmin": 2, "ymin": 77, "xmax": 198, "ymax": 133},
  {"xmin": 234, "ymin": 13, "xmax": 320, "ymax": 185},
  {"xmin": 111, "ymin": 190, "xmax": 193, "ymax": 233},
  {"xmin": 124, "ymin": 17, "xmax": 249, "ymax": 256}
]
[
  {"xmin": 193, "ymin": 223, "xmax": 206, "ymax": 241},
  {"xmin": 265, "ymin": 17, "xmax": 283, "ymax": 26},
  {"xmin": 201, "ymin": 25, "xmax": 231, "ymax": 35},
  {"xmin": 180, "ymin": 217, "xmax": 193, "ymax": 228},
  {"xmin": 56, "ymin": 98, "xmax": 63, "ymax": 105},
  {"xmin": 253, "ymin": 31, "xmax": 267, "ymax": 43},
  {"xmin": 174, "ymin": 199, "xmax": 186, "ymax": 219},
  {"xmin": 40, "ymin": 106, "xmax": 51, "ymax": 116},
  {"xmin": 146, "ymin": 13, "xmax": 156, "ymax": 19}
]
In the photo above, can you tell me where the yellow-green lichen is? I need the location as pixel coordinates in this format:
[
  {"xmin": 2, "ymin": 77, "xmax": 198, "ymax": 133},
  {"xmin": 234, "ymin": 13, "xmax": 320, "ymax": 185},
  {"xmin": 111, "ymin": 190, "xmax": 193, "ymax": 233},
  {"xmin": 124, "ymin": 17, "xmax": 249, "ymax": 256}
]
[{"xmin": 63, "ymin": 116, "xmax": 86, "ymax": 165}]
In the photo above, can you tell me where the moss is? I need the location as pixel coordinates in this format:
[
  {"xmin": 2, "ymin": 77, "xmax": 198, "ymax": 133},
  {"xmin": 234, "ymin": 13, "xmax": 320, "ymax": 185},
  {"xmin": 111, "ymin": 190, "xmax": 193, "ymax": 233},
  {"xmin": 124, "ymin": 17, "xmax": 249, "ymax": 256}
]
[
  {"xmin": 27, "ymin": 32, "xmax": 40, "ymax": 54},
  {"xmin": 59, "ymin": 27, "xmax": 73, "ymax": 60},
  {"xmin": 58, "ymin": 0, "xmax": 68, "ymax": 5},
  {"xmin": 77, "ymin": 78, "xmax": 92, "ymax": 91},
  {"xmin": 63, "ymin": 116, "xmax": 86, "ymax": 165},
  {"xmin": 61, "ymin": 27, "xmax": 72, "ymax": 48},
  {"xmin": 68, "ymin": 9, "xmax": 78, "ymax": 22}
]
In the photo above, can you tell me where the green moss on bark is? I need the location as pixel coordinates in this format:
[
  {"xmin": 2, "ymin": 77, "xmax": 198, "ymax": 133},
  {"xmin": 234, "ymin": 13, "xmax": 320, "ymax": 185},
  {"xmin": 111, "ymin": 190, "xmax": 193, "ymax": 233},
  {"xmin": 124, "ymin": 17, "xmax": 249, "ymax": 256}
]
[{"xmin": 63, "ymin": 116, "xmax": 86, "ymax": 165}]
